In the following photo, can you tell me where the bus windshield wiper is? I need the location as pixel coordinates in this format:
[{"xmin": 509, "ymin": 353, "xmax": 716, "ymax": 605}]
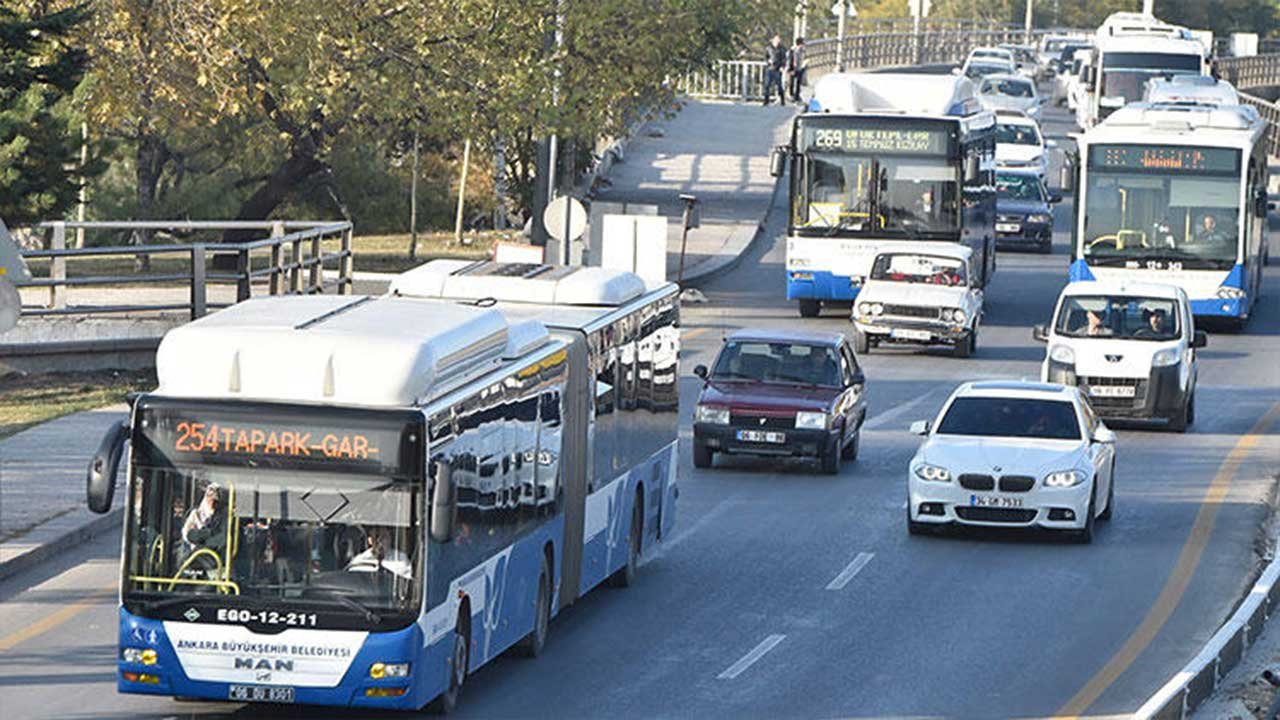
[
  {"xmin": 137, "ymin": 594, "xmax": 206, "ymax": 613},
  {"xmin": 314, "ymin": 589, "xmax": 383, "ymax": 624}
]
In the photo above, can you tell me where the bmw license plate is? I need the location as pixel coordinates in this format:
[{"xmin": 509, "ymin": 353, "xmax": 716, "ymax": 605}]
[
  {"xmin": 996, "ymin": 222, "xmax": 1021, "ymax": 233},
  {"xmin": 970, "ymin": 495, "xmax": 1023, "ymax": 508},
  {"xmin": 1090, "ymin": 385, "xmax": 1136, "ymax": 398},
  {"xmin": 229, "ymin": 685, "xmax": 295, "ymax": 703},
  {"xmin": 736, "ymin": 429, "xmax": 785, "ymax": 443},
  {"xmin": 890, "ymin": 328, "xmax": 932, "ymax": 341}
]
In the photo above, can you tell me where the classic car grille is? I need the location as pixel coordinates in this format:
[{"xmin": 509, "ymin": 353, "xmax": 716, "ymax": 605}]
[
  {"xmin": 955, "ymin": 507, "xmax": 1037, "ymax": 523},
  {"xmin": 998, "ymin": 475, "xmax": 1036, "ymax": 492},
  {"xmin": 959, "ymin": 474, "xmax": 995, "ymax": 491},
  {"xmin": 882, "ymin": 304, "xmax": 942, "ymax": 320},
  {"xmin": 730, "ymin": 413, "xmax": 793, "ymax": 430},
  {"xmin": 1079, "ymin": 376, "xmax": 1148, "ymax": 409}
]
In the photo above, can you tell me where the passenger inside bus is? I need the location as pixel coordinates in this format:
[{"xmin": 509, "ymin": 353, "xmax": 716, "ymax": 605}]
[{"xmin": 180, "ymin": 483, "xmax": 227, "ymax": 572}]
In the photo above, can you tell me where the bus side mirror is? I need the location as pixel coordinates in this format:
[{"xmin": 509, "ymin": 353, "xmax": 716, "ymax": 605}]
[
  {"xmin": 1193, "ymin": 330, "xmax": 1208, "ymax": 349},
  {"xmin": 87, "ymin": 421, "xmax": 130, "ymax": 514},
  {"xmin": 965, "ymin": 155, "xmax": 980, "ymax": 183},
  {"xmin": 1059, "ymin": 162, "xmax": 1075, "ymax": 193},
  {"xmin": 770, "ymin": 146, "xmax": 788, "ymax": 178},
  {"xmin": 1255, "ymin": 191, "xmax": 1269, "ymax": 218},
  {"xmin": 430, "ymin": 461, "xmax": 455, "ymax": 543}
]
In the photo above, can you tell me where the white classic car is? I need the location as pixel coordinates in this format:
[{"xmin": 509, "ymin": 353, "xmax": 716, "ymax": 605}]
[{"xmin": 851, "ymin": 245, "xmax": 983, "ymax": 359}]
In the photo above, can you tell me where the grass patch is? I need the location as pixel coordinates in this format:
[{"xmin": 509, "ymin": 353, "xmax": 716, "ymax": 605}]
[{"xmin": 0, "ymin": 370, "xmax": 156, "ymax": 441}]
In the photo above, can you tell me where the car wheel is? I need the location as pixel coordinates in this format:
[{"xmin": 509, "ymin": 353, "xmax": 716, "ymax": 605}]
[
  {"xmin": 1168, "ymin": 396, "xmax": 1190, "ymax": 433},
  {"xmin": 952, "ymin": 330, "xmax": 974, "ymax": 359},
  {"xmin": 799, "ymin": 299, "xmax": 820, "ymax": 318},
  {"xmin": 853, "ymin": 329, "xmax": 870, "ymax": 355},
  {"xmin": 1099, "ymin": 460, "xmax": 1115, "ymax": 522},
  {"xmin": 841, "ymin": 429, "xmax": 860, "ymax": 461},
  {"xmin": 1186, "ymin": 391, "xmax": 1196, "ymax": 426},
  {"xmin": 819, "ymin": 441, "xmax": 840, "ymax": 475},
  {"xmin": 692, "ymin": 441, "xmax": 713, "ymax": 469},
  {"xmin": 1072, "ymin": 485, "xmax": 1096, "ymax": 544}
]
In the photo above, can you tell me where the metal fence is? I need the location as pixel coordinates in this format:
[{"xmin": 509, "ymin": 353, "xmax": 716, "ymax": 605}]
[
  {"xmin": 17, "ymin": 220, "xmax": 354, "ymax": 320},
  {"xmin": 1217, "ymin": 54, "xmax": 1280, "ymax": 91}
]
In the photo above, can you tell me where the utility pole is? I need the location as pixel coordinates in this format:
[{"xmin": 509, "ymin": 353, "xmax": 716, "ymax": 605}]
[
  {"xmin": 1143, "ymin": 0, "xmax": 1155, "ymax": 15},
  {"xmin": 836, "ymin": 1, "xmax": 848, "ymax": 72},
  {"xmin": 454, "ymin": 138, "xmax": 472, "ymax": 244},
  {"xmin": 1024, "ymin": 0, "xmax": 1033, "ymax": 45},
  {"xmin": 409, "ymin": 131, "xmax": 419, "ymax": 260}
]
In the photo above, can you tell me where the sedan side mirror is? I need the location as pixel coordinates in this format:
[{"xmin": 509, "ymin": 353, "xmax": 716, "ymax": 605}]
[
  {"xmin": 693, "ymin": 364, "xmax": 708, "ymax": 380},
  {"xmin": 849, "ymin": 370, "xmax": 866, "ymax": 386},
  {"xmin": 1192, "ymin": 330, "xmax": 1208, "ymax": 349},
  {"xmin": 1047, "ymin": 191, "xmax": 1063, "ymax": 204},
  {"xmin": 909, "ymin": 420, "xmax": 931, "ymax": 436},
  {"xmin": 1032, "ymin": 324, "xmax": 1050, "ymax": 342},
  {"xmin": 1092, "ymin": 426, "xmax": 1116, "ymax": 445},
  {"xmin": 1045, "ymin": 139, "xmax": 1059, "ymax": 149},
  {"xmin": 952, "ymin": 67, "xmax": 963, "ymax": 76}
]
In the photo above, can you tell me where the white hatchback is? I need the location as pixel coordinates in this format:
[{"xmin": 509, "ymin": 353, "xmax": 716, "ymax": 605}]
[
  {"xmin": 907, "ymin": 381, "xmax": 1117, "ymax": 543},
  {"xmin": 1034, "ymin": 281, "xmax": 1207, "ymax": 432}
]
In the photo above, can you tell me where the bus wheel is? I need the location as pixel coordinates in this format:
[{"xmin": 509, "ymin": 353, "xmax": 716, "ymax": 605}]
[
  {"xmin": 517, "ymin": 555, "xmax": 551, "ymax": 657},
  {"xmin": 428, "ymin": 619, "xmax": 469, "ymax": 715},
  {"xmin": 609, "ymin": 495, "xmax": 642, "ymax": 588},
  {"xmin": 798, "ymin": 299, "xmax": 820, "ymax": 318}
]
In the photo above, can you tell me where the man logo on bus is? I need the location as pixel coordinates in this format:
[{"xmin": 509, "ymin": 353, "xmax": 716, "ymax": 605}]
[{"xmin": 235, "ymin": 657, "xmax": 294, "ymax": 672}]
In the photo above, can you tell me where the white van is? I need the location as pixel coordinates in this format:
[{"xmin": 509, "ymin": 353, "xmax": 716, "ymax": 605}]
[{"xmin": 1033, "ymin": 280, "xmax": 1207, "ymax": 431}]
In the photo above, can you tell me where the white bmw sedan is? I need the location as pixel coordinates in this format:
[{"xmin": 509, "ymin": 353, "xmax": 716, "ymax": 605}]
[{"xmin": 906, "ymin": 381, "xmax": 1116, "ymax": 543}]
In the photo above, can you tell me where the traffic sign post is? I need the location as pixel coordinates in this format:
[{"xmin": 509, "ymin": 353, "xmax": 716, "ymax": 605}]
[{"xmin": 543, "ymin": 195, "xmax": 587, "ymax": 265}]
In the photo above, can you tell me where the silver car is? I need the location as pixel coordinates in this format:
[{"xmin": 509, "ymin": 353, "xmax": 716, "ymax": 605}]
[{"xmin": 977, "ymin": 74, "xmax": 1043, "ymax": 121}]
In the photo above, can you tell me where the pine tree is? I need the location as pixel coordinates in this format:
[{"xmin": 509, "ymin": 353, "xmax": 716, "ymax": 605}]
[{"xmin": 0, "ymin": 4, "xmax": 92, "ymax": 226}]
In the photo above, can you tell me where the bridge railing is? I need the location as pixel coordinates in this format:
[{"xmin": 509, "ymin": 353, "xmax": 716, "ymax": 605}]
[
  {"xmin": 1217, "ymin": 54, "xmax": 1280, "ymax": 157},
  {"xmin": 16, "ymin": 220, "xmax": 354, "ymax": 320}
]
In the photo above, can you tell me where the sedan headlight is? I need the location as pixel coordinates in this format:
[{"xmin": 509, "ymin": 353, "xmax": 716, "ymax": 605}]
[
  {"xmin": 857, "ymin": 302, "xmax": 871, "ymax": 315},
  {"xmin": 1044, "ymin": 469, "xmax": 1086, "ymax": 488},
  {"xmin": 870, "ymin": 303, "xmax": 884, "ymax": 316},
  {"xmin": 1151, "ymin": 347, "xmax": 1180, "ymax": 367},
  {"xmin": 1027, "ymin": 213, "xmax": 1052, "ymax": 224},
  {"xmin": 950, "ymin": 309, "xmax": 967, "ymax": 324},
  {"xmin": 1049, "ymin": 344, "xmax": 1075, "ymax": 364},
  {"xmin": 695, "ymin": 405, "xmax": 730, "ymax": 424},
  {"xmin": 913, "ymin": 463, "xmax": 952, "ymax": 482},
  {"xmin": 1216, "ymin": 287, "xmax": 1246, "ymax": 299},
  {"xmin": 795, "ymin": 411, "xmax": 829, "ymax": 430}
]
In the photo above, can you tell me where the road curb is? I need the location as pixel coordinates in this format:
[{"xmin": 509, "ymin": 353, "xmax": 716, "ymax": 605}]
[
  {"xmin": 0, "ymin": 507, "xmax": 122, "ymax": 583},
  {"xmin": 1135, "ymin": 549, "xmax": 1280, "ymax": 719},
  {"xmin": 680, "ymin": 154, "xmax": 789, "ymax": 289}
]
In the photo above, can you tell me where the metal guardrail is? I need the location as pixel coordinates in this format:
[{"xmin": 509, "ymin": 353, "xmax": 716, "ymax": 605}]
[
  {"xmin": 1239, "ymin": 91, "xmax": 1280, "ymax": 160},
  {"xmin": 1135, "ymin": 554, "xmax": 1280, "ymax": 719},
  {"xmin": 1217, "ymin": 55, "xmax": 1280, "ymax": 91},
  {"xmin": 17, "ymin": 220, "xmax": 354, "ymax": 320}
]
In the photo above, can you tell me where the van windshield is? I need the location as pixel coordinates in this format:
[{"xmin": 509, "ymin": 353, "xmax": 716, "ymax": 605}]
[{"xmin": 1055, "ymin": 295, "xmax": 1180, "ymax": 340}]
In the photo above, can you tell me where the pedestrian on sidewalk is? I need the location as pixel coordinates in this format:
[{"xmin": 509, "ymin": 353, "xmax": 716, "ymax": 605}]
[
  {"xmin": 788, "ymin": 37, "xmax": 808, "ymax": 105},
  {"xmin": 763, "ymin": 34, "xmax": 787, "ymax": 106}
]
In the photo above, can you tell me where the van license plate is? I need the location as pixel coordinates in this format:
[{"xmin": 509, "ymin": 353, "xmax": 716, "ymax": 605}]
[
  {"xmin": 229, "ymin": 685, "xmax": 295, "ymax": 703},
  {"xmin": 1090, "ymin": 385, "xmax": 1136, "ymax": 398}
]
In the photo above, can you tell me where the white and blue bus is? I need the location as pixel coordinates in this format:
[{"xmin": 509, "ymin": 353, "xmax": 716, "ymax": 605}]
[
  {"xmin": 772, "ymin": 72, "xmax": 997, "ymax": 318},
  {"xmin": 1070, "ymin": 101, "xmax": 1269, "ymax": 327},
  {"xmin": 88, "ymin": 262, "xmax": 679, "ymax": 712}
]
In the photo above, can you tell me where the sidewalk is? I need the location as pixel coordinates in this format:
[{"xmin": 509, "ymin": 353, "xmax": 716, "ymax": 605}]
[
  {"xmin": 593, "ymin": 98, "xmax": 797, "ymax": 284},
  {"xmin": 0, "ymin": 406, "xmax": 127, "ymax": 581}
]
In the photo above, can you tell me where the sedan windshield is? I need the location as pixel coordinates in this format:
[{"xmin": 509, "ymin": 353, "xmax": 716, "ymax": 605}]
[
  {"xmin": 1054, "ymin": 295, "xmax": 1180, "ymax": 340},
  {"xmin": 712, "ymin": 341, "xmax": 839, "ymax": 387},
  {"xmin": 966, "ymin": 63, "xmax": 1010, "ymax": 80},
  {"xmin": 981, "ymin": 78, "xmax": 1034, "ymax": 98},
  {"xmin": 997, "ymin": 174, "xmax": 1045, "ymax": 202},
  {"xmin": 995, "ymin": 123, "xmax": 1040, "ymax": 146},
  {"xmin": 938, "ymin": 397, "xmax": 1082, "ymax": 440},
  {"xmin": 870, "ymin": 253, "xmax": 967, "ymax": 287}
]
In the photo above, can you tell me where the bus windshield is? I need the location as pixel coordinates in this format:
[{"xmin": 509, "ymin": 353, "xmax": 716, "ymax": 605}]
[
  {"xmin": 1082, "ymin": 145, "xmax": 1240, "ymax": 269},
  {"xmin": 798, "ymin": 154, "xmax": 959, "ymax": 236}
]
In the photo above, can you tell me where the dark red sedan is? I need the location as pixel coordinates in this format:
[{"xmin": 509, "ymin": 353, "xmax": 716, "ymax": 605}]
[{"xmin": 692, "ymin": 329, "xmax": 867, "ymax": 474}]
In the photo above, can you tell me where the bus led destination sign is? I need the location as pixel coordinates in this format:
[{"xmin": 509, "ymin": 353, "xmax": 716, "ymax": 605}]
[
  {"xmin": 172, "ymin": 421, "xmax": 380, "ymax": 460},
  {"xmin": 1089, "ymin": 144, "xmax": 1240, "ymax": 173},
  {"xmin": 802, "ymin": 126, "xmax": 948, "ymax": 154}
]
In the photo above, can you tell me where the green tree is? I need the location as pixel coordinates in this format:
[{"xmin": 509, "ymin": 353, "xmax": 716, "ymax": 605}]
[{"xmin": 0, "ymin": 3, "xmax": 94, "ymax": 226}]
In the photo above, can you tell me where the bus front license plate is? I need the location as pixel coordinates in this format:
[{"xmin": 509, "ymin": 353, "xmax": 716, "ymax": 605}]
[
  {"xmin": 736, "ymin": 430, "xmax": 785, "ymax": 444},
  {"xmin": 230, "ymin": 685, "xmax": 295, "ymax": 703}
]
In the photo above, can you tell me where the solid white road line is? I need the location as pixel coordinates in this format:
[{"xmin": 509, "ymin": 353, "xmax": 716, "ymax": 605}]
[
  {"xmin": 717, "ymin": 634, "xmax": 786, "ymax": 680},
  {"xmin": 825, "ymin": 552, "xmax": 875, "ymax": 591}
]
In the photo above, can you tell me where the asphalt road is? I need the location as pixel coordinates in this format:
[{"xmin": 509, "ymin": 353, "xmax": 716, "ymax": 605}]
[{"xmin": 2, "ymin": 104, "xmax": 1279, "ymax": 720}]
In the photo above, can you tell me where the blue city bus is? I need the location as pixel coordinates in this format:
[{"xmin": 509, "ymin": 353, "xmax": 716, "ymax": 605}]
[
  {"xmin": 1070, "ymin": 102, "xmax": 1269, "ymax": 327},
  {"xmin": 773, "ymin": 73, "xmax": 997, "ymax": 317},
  {"xmin": 89, "ymin": 263, "xmax": 679, "ymax": 712}
]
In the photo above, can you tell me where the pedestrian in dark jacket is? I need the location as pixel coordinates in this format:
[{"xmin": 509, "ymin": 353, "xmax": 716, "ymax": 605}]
[
  {"xmin": 788, "ymin": 37, "xmax": 807, "ymax": 104},
  {"xmin": 763, "ymin": 34, "xmax": 786, "ymax": 106}
]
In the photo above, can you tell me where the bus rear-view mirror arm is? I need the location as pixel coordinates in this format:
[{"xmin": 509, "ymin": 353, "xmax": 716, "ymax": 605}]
[{"xmin": 87, "ymin": 420, "xmax": 130, "ymax": 514}]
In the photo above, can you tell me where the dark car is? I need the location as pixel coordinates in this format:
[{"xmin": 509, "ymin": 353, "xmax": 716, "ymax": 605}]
[
  {"xmin": 996, "ymin": 169, "xmax": 1061, "ymax": 254},
  {"xmin": 692, "ymin": 329, "xmax": 867, "ymax": 474}
]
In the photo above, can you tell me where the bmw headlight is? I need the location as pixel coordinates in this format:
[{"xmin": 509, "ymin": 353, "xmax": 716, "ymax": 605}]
[
  {"xmin": 1151, "ymin": 347, "xmax": 1180, "ymax": 367},
  {"xmin": 913, "ymin": 463, "xmax": 952, "ymax": 482},
  {"xmin": 695, "ymin": 405, "xmax": 730, "ymax": 424},
  {"xmin": 1027, "ymin": 213, "xmax": 1052, "ymax": 224},
  {"xmin": 1049, "ymin": 344, "xmax": 1075, "ymax": 364},
  {"xmin": 795, "ymin": 411, "xmax": 829, "ymax": 430},
  {"xmin": 1044, "ymin": 469, "xmax": 1086, "ymax": 487},
  {"xmin": 1216, "ymin": 287, "xmax": 1246, "ymax": 299},
  {"xmin": 871, "ymin": 303, "xmax": 884, "ymax": 316}
]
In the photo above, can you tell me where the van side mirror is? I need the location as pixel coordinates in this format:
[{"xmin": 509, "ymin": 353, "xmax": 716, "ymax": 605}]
[
  {"xmin": 87, "ymin": 420, "xmax": 130, "ymax": 514},
  {"xmin": 693, "ymin": 364, "xmax": 708, "ymax": 380},
  {"xmin": 1032, "ymin": 324, "xmax": 1050, "ymax": 342},
  {"xmin": 770, "ymin": 146, "xmax": 788, "ymax": 178},
  {"xmin": 1092, "ymin": 426, "xmax": 1116, "ymax": 445},
  {"xmin": 909, "ymin": 420, "xmax": 931, "ymax": 436},
  {"xmin": 1193, "ymin": 330, "xmax": 1208, "ymax": 349},
  {"xmin": 429, "ymin": 461, "xmax": 455, "ymax": 543}
]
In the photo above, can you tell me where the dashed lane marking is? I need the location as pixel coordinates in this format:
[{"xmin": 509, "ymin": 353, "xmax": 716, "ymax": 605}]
[
  {"xmin": 717, "ymin": 634, "xmax": 786, "ymax": 680},
  {"xmin": 825, "ymin": 552, "xmax": 875, "ymax": 591}
]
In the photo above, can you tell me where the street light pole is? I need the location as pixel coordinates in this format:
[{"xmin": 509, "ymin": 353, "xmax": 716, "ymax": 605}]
[
  {"xmin": 1024, "ymin": 0, "xmax": 1033, "ymax": 45},
  {"xmin": 836, "ymin": 1, "xmax": 847, "ymax": 72}
]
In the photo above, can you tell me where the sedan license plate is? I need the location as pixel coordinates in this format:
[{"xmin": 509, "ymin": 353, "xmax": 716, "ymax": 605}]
[
  {"xmin": 1090, "ymin": 385, "xmax": 1136, "ymax": 398},
  {"xmin": 890, "ymin": 328, "xmax": 933, "ymax": 341},
  {"xmin": 229, "ymin": 685, "xmax": 295, "ymax": 703},
  {"xmin": 970, "ymin": 495, "xmax": 1023, "ymax": 509},
  {"xmin": 736, "ymin": 429, "xmax": 786, "ymax": 444},
  {"xmin": 996, "ymin": 222, "xmax": 1021, "ymax": 233}
]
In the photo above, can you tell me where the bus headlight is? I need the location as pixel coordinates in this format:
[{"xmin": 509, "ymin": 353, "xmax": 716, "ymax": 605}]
[
  {"xmin": 795, "ymin": 411, "xmax": 829, "ymax": 430},
  {"xmin": 1216, "ymin": 287, "xmax": 1246, "ymax": 299},
  {"xmin": 696, "ymin": 405, "xmax": 730, "ymax": 424},
  {"xmin": 370, "ymin": 662, "xmax": 410, "ymax": 679},
  {"xmin": 122, "ymin": 648, "xmax": 158, "ymax": 665},
  {"xmin": 1151, "ymin": 348, "xmax": 1180, "ymax": 367},
  {"xmin": 1049, "ymin": 344, "xmax": 1075, "ymax": 364}
]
